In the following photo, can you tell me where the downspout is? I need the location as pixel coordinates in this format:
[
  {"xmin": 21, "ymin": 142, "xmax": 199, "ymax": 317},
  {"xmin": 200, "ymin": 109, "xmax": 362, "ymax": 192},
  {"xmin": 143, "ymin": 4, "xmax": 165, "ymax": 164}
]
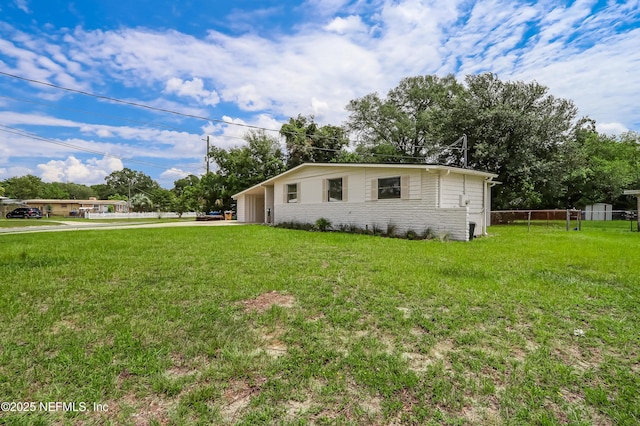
[
  {"xmin": 482, "ymin": 179, "xmax": 487, "ymax": 235},
  {"xmin": 486, "ymin": 180, "xmax": 498, "ymax": 234}
]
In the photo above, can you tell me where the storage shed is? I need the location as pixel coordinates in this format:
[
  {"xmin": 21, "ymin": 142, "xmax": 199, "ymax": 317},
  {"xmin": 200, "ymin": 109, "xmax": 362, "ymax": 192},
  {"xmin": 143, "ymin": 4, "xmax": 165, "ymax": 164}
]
[
  {"xmin": 584, "ymin": 203, "xmax": 613, "ymax": 221},
  {"xmin": 232, "ymin": 163, "xmax": 498, "ymax": 241}
]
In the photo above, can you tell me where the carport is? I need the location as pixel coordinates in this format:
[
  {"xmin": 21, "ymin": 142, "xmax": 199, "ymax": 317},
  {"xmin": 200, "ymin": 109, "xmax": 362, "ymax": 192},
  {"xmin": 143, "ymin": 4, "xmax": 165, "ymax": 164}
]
[{"xmin": 234, "ymin": 183, "xmax": 275, "ymax": 224}]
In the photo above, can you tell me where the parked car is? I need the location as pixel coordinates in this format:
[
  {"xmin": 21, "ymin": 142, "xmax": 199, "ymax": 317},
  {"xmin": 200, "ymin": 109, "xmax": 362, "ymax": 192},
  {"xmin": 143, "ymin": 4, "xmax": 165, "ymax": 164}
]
[{"xmin": 5, "ymin": 207, "xmax": 43, "ymax": 219}]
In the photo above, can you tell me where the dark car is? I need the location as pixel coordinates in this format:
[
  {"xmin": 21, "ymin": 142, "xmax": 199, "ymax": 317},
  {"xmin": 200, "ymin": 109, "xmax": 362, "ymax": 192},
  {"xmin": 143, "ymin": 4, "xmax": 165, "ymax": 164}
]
[{"xmin": 5, "ymin": 207, "xmax": 43, "ymax": 219}]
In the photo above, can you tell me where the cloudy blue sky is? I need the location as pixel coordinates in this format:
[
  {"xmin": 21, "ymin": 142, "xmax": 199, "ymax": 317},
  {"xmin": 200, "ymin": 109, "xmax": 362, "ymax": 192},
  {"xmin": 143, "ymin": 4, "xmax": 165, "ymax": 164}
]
[{"xmin": 1, "ymin": 0, "xmax": 638, "ymax": 188}]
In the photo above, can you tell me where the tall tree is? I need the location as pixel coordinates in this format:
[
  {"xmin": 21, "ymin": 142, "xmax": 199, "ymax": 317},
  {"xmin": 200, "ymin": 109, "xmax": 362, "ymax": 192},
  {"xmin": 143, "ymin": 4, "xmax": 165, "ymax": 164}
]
[
  {"xmin": 209, "ymin": 129, "xmax": 287, "ymax": 203},
  {"xmin": 150, "ymin": 188, "xmax": 176, "ymax": 212},
  {"xmin": 91, "ymin": 183, "xmax": 117, "ymax": 200},
  {"xmin": 457, "ymin": 73, "xmax": 577, "ymax": 209},
  {"xmin": 172, "ymin": 185, "xmax": 201, "ymax": 216},
  {"xmin": 560, "ymin": 124, "xmax": 640, "ymax": 209},
  {"xmin": 345, "ymin": 75, "xmax": 465, "ymax": 163},
  {"xmin": 40, "ymin": 182, "xmax": 70, "ymax": 199},
  {"xmin": 345, "ymin": 73, "xmax": 578, "ymax": 209},
  {"xmin": 280, "ymin": 114, "xmax": 350, "ymax": 167},
  {"xmin": 2, "ymin": 175, "xmax": 45, "ymax": 199},
  {"xmin": 172, "ymin": 174, "xmax": 200, "ymax": 197},
  {"xmin": 129, "ymin": 193, "xmax": 153, "ymax": 212},
  {"xmin": 104, "ymin": 168, "xmax": 160, "ymax": 198}
]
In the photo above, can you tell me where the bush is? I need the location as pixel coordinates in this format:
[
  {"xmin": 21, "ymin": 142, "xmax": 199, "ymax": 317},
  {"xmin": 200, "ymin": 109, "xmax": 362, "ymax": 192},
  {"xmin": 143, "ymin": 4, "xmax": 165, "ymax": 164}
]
[
  {"xmin": 344, "ymin": 223, "xmax": 358, "ymax": 233},
  {"xmin": 275, "ymin": 221, "xmax": 314, "ymax": 231},
  {"xmin": 386, "ymin": 223, "xmax": 397, "ymax": 238},
  {"xmin": 314, "ymin": 218, "xmax": 332, "ymax": 232},
  {"xmin": 422, "ymin": 227, "xmax": 436, "ymax": 240},
  {"xmin": 405, "ymin": 229, "xmax": 419, "ymax": 240}
]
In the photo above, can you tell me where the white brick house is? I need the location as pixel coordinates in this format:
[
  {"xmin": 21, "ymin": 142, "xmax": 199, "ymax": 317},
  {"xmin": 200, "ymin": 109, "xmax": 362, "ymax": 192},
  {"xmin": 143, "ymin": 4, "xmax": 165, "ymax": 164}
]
[{"xmin": 232, "ymin": 163, "xmax": 499, "ymax": 241}]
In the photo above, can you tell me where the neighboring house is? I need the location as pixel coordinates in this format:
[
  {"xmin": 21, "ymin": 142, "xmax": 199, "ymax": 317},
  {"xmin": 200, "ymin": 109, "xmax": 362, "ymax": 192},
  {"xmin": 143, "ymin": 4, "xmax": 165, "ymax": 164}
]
[
  {"xmin": 232, "ymin": 163, "xmax": 499, "ymax": 241},
  {"xmin": 623, "ymin": 190, "xmax": 640, "ymax": 231},
  {"xmin": 0, "ymin": 196, "xmax": 22, "ymax": 218},
  {"xmin": 23, "ymin": 198, "xmax": 129, "ymax": 217}
]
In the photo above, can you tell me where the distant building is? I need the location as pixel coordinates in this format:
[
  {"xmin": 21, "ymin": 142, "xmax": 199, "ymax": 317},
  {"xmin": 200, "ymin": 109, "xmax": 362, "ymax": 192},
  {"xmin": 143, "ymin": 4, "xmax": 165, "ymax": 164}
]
[
  {"xmin": 584, "ymin": 203, "xmax": 613, "ymax": 221},
  {"xmin": 23, "ymin": 198, "xmax": 129, "ymax": 217}
]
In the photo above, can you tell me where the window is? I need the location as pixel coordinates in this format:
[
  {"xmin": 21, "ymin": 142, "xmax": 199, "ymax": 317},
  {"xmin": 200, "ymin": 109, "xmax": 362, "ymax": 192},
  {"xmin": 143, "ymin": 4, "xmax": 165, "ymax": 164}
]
[
  {"xmin": 286, "ymin": 183, "xmax": 298, "ymax": 203},
  {"xmin": 378, "ymin": 177, "xmax": 401, "ymax": 199},
  {"xmin": 327, "ymin": 178, "xmax": 343, "ymax": 202}
]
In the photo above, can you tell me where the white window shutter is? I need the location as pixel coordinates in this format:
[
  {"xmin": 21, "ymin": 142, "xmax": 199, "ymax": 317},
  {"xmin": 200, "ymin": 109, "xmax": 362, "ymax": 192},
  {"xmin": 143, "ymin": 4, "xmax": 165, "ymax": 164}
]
[
  {"xmin": 283, "ymin": 184, "xmax": 288, "ymax": 203},
  {"xmin": 322, "ymin": 179, "xmax": 327, "ymax": 202},
  {"xmin": 401, "ymin": 175, "xmax": 410, "ymax": 199},
  {"xmin": 371, "ymin": 178, "xmax": 378, "ymax": 200},
  {"xmin": 342, "ymin": 176, "xmax": 348, "ymax": 202}
]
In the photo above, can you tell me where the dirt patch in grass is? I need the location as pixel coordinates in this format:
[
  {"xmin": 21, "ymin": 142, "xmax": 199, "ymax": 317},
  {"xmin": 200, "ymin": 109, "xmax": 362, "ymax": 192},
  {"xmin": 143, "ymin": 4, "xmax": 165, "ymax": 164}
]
[
  {"xmin": 220, "ymin": 377, "xmax": 267, "ymax": 423},
  {"xmin": 258, "ymin": 326, "xmax": 288, "ymax": 357},
  {"xmin": 553, "ymin": 343, "xmax": 603, "ymax": 371},
  {"xmin": 431, "ymin": 340, "xmax": 454, "ymax": 361},
  {"xmin": 284, "ymin": 397, "xmax": 313, "ymax": 420},
  {"xmin": 101, "ymin": 392, "xmax": 174, "ymax": 426},
  {"xmin": 165, "ymin": 354, "xmax": 203, "ymax": 378},
  {"xmin": 51, "ymin": 318, "xmax": 80, "ymax": 334},
  {"xmin": 461, "ymin": 402, "xmax": 501, "ymax": 425},
  {"xmin": 402, "ymin": 339, "xmax": 455, "ymax": 372},
  {"xmin": 360, "ymin": 395, "xmax": 383, "ymax": 415},
  {"xmin": 239, "ymin": 291, "xmax": 296, "ymax": 313},
  {"xmin": 401, "ymin": 352, "xmax": 432, "ymax": 372}
]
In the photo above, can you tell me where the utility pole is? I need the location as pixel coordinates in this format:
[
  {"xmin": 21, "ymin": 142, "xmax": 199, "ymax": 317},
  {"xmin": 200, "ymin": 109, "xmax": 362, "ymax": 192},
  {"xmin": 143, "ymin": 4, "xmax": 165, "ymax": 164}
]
[
  {"xmin": 462, "ymin": 134, "xmax": 468, "ymax": 169},
  {"xmin": 205, "ymin": 135, "xmax": 210, "ymax": 174}
]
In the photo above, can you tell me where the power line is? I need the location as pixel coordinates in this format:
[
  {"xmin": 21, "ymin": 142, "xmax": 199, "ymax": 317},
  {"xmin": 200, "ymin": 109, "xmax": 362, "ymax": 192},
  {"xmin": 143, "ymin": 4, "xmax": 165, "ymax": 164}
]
[
  {"xmin": 0, "ymin": 125, "xmax": 201, "ymax": 172},
  {"xmin": 0, "ymin": 71, "xmax": 280, "ymax": 133},
  {"xmin": 0, "ymin": 71, "xmax": 468, "ymax": 165},
  {"xmin": 0, "ymin": 94, "xmax": 249, "ymax": 144},
  {"xmin": 0, "ymin": 71, "xmax": 354, "ymax": 146}
]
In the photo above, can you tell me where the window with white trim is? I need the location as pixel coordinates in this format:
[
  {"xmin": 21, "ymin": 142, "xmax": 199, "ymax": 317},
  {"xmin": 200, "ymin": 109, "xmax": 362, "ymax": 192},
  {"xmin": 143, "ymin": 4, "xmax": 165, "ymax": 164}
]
[
  {"xmin": 377, "ymin": 176, "xmax": 401, "ymax": 199},
  {"xmin": 286, "ymin": 183, "xmax": 298, "ymax": 203},
  {"xmin": 327, "ymin": 178, "xmax": 343, "ymax": 202}
]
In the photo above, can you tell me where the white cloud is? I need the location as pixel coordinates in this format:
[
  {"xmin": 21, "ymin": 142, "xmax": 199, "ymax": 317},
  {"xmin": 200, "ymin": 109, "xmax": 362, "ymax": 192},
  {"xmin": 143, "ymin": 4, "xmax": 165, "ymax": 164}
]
[
  {"xmin": 14, "ymin": 0, "xmax": 30, "ymax": 13},
  {"xmin": 37, "ymin": 155, "xmax": 123, "ymax": 185},
  {"xmin": 596, "ymin": 122, "xmax": 629, "ymax": 135},
  {"xmin": 165, "ymin": 77, "xmax": 220, "ymax": 106},
  {"xmin": 0, "ymin": 166, "xmax": 33, "ymax": 180},
  {"xmin": 324, "ymin": 15, "xmax": 367, "ymax": 34},
  {"xmin": 2, "ymin": 0, "xmax": 640, "ymax": 181},
  {"xmin": 158, "ymin": 167, "xmax": 192, "ymax": 187},
  {"xmin": 160, "ymin": 167, "xmax": 190, "ymax": 180},
  {"xmin": 203, "ymin": 114, "xmax": 284, "ymax": 151}
]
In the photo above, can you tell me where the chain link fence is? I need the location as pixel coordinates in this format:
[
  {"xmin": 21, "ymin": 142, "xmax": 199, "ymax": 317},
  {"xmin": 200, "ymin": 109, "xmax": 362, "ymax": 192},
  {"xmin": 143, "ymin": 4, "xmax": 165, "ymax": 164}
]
[{"xmin": 491, "ymin": 209, "xmax": 639, "ymax": 231}]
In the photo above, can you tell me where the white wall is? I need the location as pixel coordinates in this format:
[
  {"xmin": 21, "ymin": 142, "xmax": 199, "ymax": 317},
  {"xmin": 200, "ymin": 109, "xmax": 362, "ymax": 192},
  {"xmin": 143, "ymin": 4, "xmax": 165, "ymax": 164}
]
[
  {"xmin": 276, "ymin": 200, "xmax": 469, "ymax": 240},
  {"xmin": 440, "ymin": 172, "xmax": 486, "ymax": 234},
  {"xmin": 236, "ymin": 197, "xmax": 245, "ymax": 222},
  {"xmin": 585, "ymin": 203, "xmax": 613, "ymax": 221},
  {"xmin": 237, "ymin": 165, "xmax": 495, "ymax": 241}
]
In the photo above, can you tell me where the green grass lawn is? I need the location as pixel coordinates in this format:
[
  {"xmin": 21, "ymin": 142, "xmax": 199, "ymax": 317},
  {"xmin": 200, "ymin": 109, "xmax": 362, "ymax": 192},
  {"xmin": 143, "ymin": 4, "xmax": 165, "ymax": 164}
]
[
  {"xmin": 0, "ymin": 219, "xmax": 64, "ymax": 228},
  {"xmin": 1, "ymin": 225, "xmax": 638, "ymax": 425},
  {"xmin": 0, "ymin": 217, "xmax": 195, "ymax": 229}
]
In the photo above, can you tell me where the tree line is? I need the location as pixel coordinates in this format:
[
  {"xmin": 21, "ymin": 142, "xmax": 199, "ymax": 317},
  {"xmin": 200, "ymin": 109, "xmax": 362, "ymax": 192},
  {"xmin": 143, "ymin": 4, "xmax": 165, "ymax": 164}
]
[{"xmin": 2, "ymin": 73, "xmax": 639, "ymax": 211}]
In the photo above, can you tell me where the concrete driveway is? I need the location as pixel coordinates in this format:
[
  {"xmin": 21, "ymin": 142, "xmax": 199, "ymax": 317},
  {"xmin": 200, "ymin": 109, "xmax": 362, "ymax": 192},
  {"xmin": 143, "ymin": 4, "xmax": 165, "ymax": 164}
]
[{"xmin": 0, "ymin": 220, "xmax": 246, "ymax": 235}]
